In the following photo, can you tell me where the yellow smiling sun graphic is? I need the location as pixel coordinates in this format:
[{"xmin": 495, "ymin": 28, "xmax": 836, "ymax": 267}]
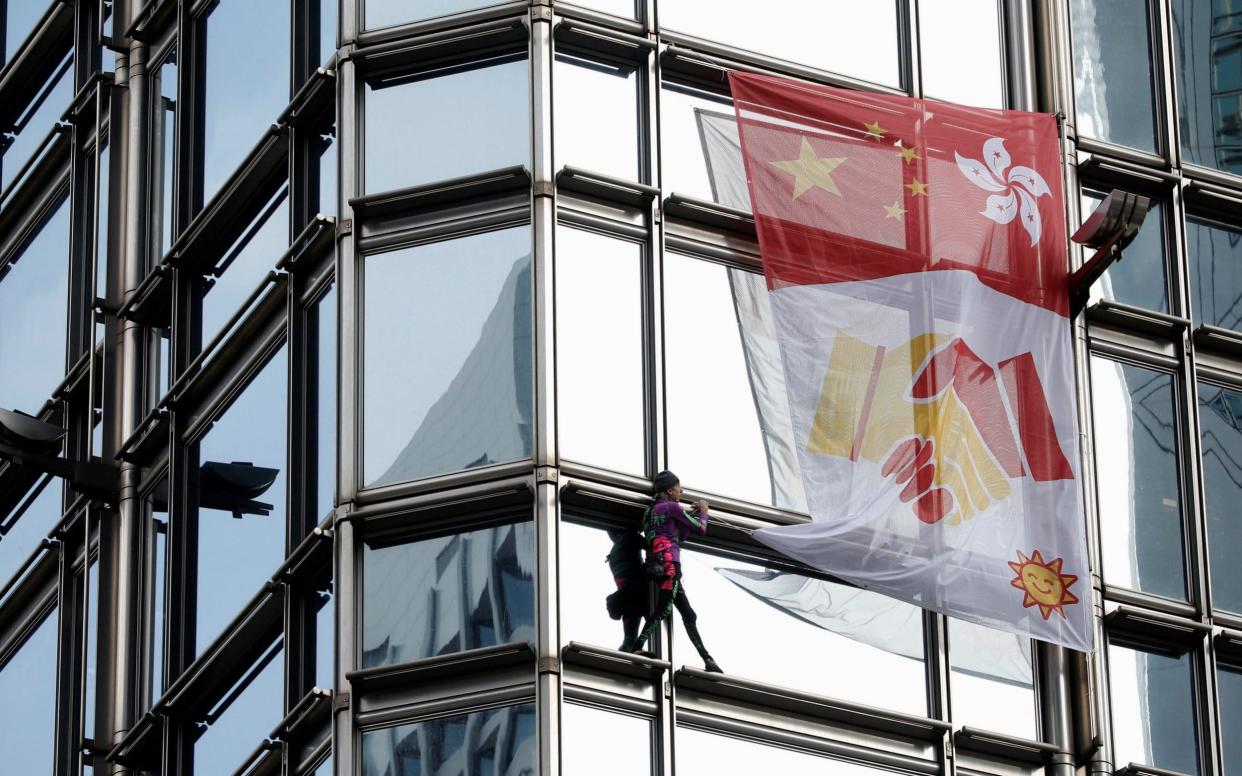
[{"xmin": 1009, "ymin": 550, "xmax": 1079, "ymax": 620}]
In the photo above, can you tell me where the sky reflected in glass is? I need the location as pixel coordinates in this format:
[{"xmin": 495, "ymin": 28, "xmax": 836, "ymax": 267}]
[
  {"xmin": 677, "ymin": 727, "xmax": 895, "ymax": 775},
  {"xmin": 1081, "ymin": 189, "xmax": 1167, "ymax": 312},
  {"xmin": 1, "ymin": 54, "xmax": 71, "ymax": 192},
  {"xmin": 563, "ymin": 704, "xmax": 651, "ymax": 775},
  {"xmin": 362, "ymin": 704, "xmax": 536, "ymax": 776},
  {"xmin": 1187, "ymin": 214, "xmax": 1242, "ymax": 330},
  {"xmin": 1198, "ymin": 382, "xmax": 1242, "ymax": 614},
  {"xmin": 0, "ymin": 479, "xmax": 60, "ymax": 590},
  {"xmin": 949, "ymin": 617, "xmax": 1036, "ymax": 739},
  {"xmin": 0, "ymin": 608, "xmax": 58, "ymax": 776},
  {"xmin": 555, "ymin": 53, "xmax": 640, "ymax": 181},
  {"xmin": 659, "ymin": 84, "xmax": 734, "ymax": 203},
  {"xmin": 919, "ymin": 0, "xmax": 1004, "ymax": 108},
  {"xmin": 1172, "ymin": 0, "xmax": 1242, "ymax": 174},
  {"xmin": 194, "ymin": 643, "xmax": 284, "ymax": 775},
  {"xmin": 1071, "ymin": 0, "xmax": 1158, "ymax": 151},
  {"xmin": 1108, "ymin": 641, "xmax": 1199, "ymax": 776}
]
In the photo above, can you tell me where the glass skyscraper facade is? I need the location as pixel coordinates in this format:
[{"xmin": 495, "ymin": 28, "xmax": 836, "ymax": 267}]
[{"xmin": 0, "ymin": 0, "xmax": 1240, "ymax": 774}]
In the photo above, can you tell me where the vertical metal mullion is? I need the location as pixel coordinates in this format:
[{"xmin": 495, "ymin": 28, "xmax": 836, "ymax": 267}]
[
  {"xmin": 1151, "ymin": 0, "xmax": 1182, "ymax": 171},
  {"xmin": 332, "ymin": 511, "xmax": 356, "ymax": 776},
  {"xmin": 902, "ymin": 0, "xmax": 922, "ymax": 99}
]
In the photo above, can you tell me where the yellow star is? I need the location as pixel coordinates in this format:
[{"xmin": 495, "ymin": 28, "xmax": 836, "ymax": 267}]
[
  {"xmin": 864, "ymin": 121, "xmax": 886, "ymax": 141},
  {"xmin": 905, "ymin": 178, "xmax": 929, "ymax": 196},
  {"xmin": 883, "ymin": 200, "xmax": 906, "ymax": 220},
  {"xmin": 770, "ymin": 137, "xmax": 846, "ymax": 200},
  {"xmin": 898, "ymin": 143, "xmax": 919, "ymax": 164}
]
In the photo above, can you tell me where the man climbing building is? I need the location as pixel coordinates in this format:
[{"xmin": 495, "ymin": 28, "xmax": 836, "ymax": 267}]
[{"xmin": 630, "ymin": 470, "xmax": 723, "ymax": 673}]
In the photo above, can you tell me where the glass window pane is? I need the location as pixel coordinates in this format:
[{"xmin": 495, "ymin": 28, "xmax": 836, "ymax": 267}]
[
  {"xmin": 556, "ymin": 227, "xmax": 644, "ymax": 473},
  {"xmin": 200, "ymin": 0, "xmax": 290, "ymax": 205},
  {"xmin": 362, "ymin": 522, "xmax": 534, "ymax": 668},
  {"xmin": 674, "ymin": 546, "xmax": 927, "ymax": 715},
  {"xmin": 316, "ymin": 128, "xmax": 337, "ymax": 217},
  {"xmin": 919, "ymin": 0, "xmax": 1004, "ymax": 109},
  {"xmin": 0, "ymin": 194, "xmax": 70, "ymax": 414},
  {"xmin": 193, "ymin": 644, "xmax": 284, "ymax": 775},
  {"xmin": 364, "ymin": 57, "xmax": 529, "ymax": 194},
  {"xmin": 1108, "ymin": 641, "xmax": 1199, "ymax": 776},
  {"xmin": 362, "ymin": 704, "xmax": 536, "ymax": 776},
  {"xmin": 1091, "ymin": 358, "xmax": 1186, "ymax": 599},
  {"xmin": 315, "ymin": 591, "xmax": 333, "ymax": 689},
  {"xmin": 1221, "ymin": 664, "xmax": 1242, "ymax": 775},
  {"xmin": 665, "ymin": 253, "xmax": 806, "ymax": 511},
  {"xmin": 363, "ymin": 227, "xmax": 532, "ymax": 487},
  {"xmin": 659, "ymin": 83, "xmax": 736, "ymax": 204},
  {"xmin": 0, "ymin": 479, "xmax": 60, "ymax": 589},
  {"xmin": 200, "ymin": 187, "xmax": 289, "ymax": 347},
  {"xmin": 85, "ymin": 560, "xmax": 99, "ymax": 738},
  {"xmin": 1, "ymin": 54, "xmax": 71, "ymax": 192},
  {"xmin": 315, "ymin": 285, "xmax": 337, "ymax": 522},
  {"xmin": 949, "ymin": 618, "xmax": 1037, "ymax": 739},
  {"xmin": 554, "ymin": 53, "xmax": 640, "ymax": 181},
  {"xmin": 676, "ymin": 727, "xmax": 896, "ymax": 775},
  {"xmin": 1198, "ymin": 382, "xmax": 1242, "ymax": 613},
  {"xmin": 1187, "ymin": 214, "xmax": 1242, "ymax": 330},
  {"xmin": 659, "ymin": 0, "xmax": 899, "ymax": 87},
  {"xmin": 195, "ymin": 347, "xmax": 288, "ymax": 655},
  {"xmin": 148, "ymin": 487, "xmax": 168, "ymax": 707},
  {"xmin": 563, "ymin": 704, "xmax": 651, "ymax": 776},
  {"xmin": 560, "ymin": 522, "xmax": 646, "ymax": 651},
  {"xmin": 0, "ymin": 608, "xmax": 58, "ymax": 775},
  {"xmin": 1173, "ymin": 0, "xmax": 1242, "ymax": 174},
  {"xmin": 152, "ymin": 54, "xmax": 177, "ymax": 259},
  {"xmin": 1080, "ymin": 189, "xmax": 1167, "ymax": 312},
  {"xmin": 319, "ymin": 0, "xmax": 336, "ymax": 65},
  {"xmin": 364, "ymin": 0, "xmax": 502, "ymax": 29},
  {"xmin": 565, "ymin": 0, "xmax": 635, "ymax": 17},
  {"xmin": 1070, "ymin": 0, "xmax": 1158, "ymax": 151}
]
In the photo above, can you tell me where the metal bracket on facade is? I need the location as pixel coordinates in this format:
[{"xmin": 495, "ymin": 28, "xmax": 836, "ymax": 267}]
[
  {"xmin": 333, "ymin": 691, "xmax": 351, "ymax": 713},
  {"xmin": 535, "ymin": 466, "xmax": 558, "ymax": 486},
  {"xmin": 533, "ymin": 180, "xmax": 554, "ymax": 198},
  {"xmin": 537, "ymin": 656, "xmax": 560, "ymax": 674},
  {"xmin": 337, "ymin": 218, "xmax": 353, "ymax": 237},
  {"xmin": 531, "ymin": 5, "xmax": 553, "ymax": 22}
]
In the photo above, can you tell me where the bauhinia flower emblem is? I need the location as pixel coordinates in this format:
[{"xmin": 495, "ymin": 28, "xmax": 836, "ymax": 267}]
[{"xmin": 955, "ymin": 137, "xmax": 1051, "ymax": 247}]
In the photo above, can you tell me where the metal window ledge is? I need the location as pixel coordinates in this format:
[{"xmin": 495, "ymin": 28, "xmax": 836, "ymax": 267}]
[
  {"xmin": 116, "ymin": 265, "xmax": 172, "ymax": 326},
  {"xmin": 156, "ymin": 589, "xmax": 284, "ymax": 720},
  {"xmin": 116, "ymin": 408, "xmax": 170, "ymax": 465},
  {"xmin": 350, "ymin": 165, "xmax": 531, "ymax": 220},
  {"xmin": 126, "ymin": 0, "xmax": 177, "ymax": 42},
  {"xmin": 1118, "ymin": 763, "xmax": 1195, "ymax": 776},
  {"xmin": 1192, "ymin": 324, "xmax": 1242, "ymax": 357},
  {"xmin": 554, "ymin": 18, "xmax": 655, "ymax": 61},
  {"xmin": 557, "ymin": 165, "xmax": 657, "ymax": 208},
  {"xmin": 347, "ymin": 641, "xmax": 536, "ymax": 694},
  {"xmin": 663, "ymin": 192, "xmax": 755, "ymax": 236},
  {"xmin": 1074, "ymin": 138, "xmax": 1170, "ymax": 174},
  {"xmin": 674, "ymin": 667, "xmax": 951, "ymax": 741},
  {"xmin": 107, "ymin": 711, "xmax": 163, "ymax": 768},
  {"xmin": 562, "ymin": 641, "xmax": 670, "ymax": 679},
  {"xmin": 1214, "ymin": 628, "xmax": 1242, "ymax": 662},
  {"xmin": 1077, "ymin": 154, "xmax": 1178, "ymax": 189},
  {"xmin": 167, "ymin": 127, "xmax": 289, "ymax": 273},
  {"xmin": 0, "ymin": 1, "xmax": 74, "ymax": 117},
  {"xmin": 1086, "ymin": 300, "xmax": 1189, "ymax": 338},
  {"xmin": 232, "ymin": 739, "xmax": 281, "ymax": 776},
  {"xmin": 0, "ymin": 540, "xmax": 59, "ymax": 623},
  {"xmin": 660, "ymin": 41, "xmax": 904, "ymax": 98},
  {"xmin": 277, "ymin": 215, "xmax": 336, "ymax": 275},
  {"xmin": 278, "ymin": 68, "xmax": 336, "ymax": 129},
  {"xmin": 271, "ymin": 688, "xmax": 333, "ymax": 745},
  {"xmin": 0, "ymin": 130, "xmax": 71, "ymax": 235},
  {"xmin": 953, "ymin": 727, "xmax": 1061, "ymax": 765},
  {"xmin": 1105, "ymin": 605, "xmax": 1210, "ymax": 647},
  {"xmin": 270, "ymin": 525, "xmax": 333, "ymax": 588},
  {"xmin": 351, "ymin": 15, "xmax": 528, "ymax": 74}
]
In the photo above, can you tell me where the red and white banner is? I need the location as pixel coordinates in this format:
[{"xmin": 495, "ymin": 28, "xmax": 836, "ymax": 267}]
[{"xmin": 730, "ymin": 72, "xmax": 1091, "ymax": 652}]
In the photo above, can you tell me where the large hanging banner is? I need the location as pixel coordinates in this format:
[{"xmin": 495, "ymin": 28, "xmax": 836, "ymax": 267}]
[{"xmin": 729, "ymin": 71, "xmax": 1092, "ymax": 652}]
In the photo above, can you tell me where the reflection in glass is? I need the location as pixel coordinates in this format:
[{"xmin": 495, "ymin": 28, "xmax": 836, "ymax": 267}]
[
  {"xmin": 85, "ymin": 561, "xmax": 99, "ymax": 737},
  {"xmin": 365, "ymin": 0, "xmax": 501, "ymax": 29},
  {"xmin": 195, "ymin": 347, "xmax": 288, "ymax": 654},
  {"xmin": 193, "ymin": 642, "xmax": 284, "ymax": 776},
  {"xmin": 1198, "ymin": 383, "xmax": 1242, "ymax": 613},
  {"xmin": 1081, "ymin": 189, "xmax": 1167, "ymax": 312},
  {"xmin": 200, "ymin": 186, "xmax": 289, "ymax": 347},
  {"xmin": 364, "ymin": 57, "xmax": 529, "ymax": 194},
  {"xmin": 675, "ymin": 546, "xmax": 927, "ymax": 715},
  {"xmin": 0, "ymin": 194, "xmax": 69, "ymax": 414},
  {"xmin": 677, "ymin": 727, "xmax": 894, "ymax": 775},
  {"xmin": 556, "ymin": 227, "xmax": 643, "ymax": 473},
  {"xmin": 1108, "ymin": 641, "xmax": 1199, "ymax": 776},
  {"xmin": 1091, "ymin": 358, "xmax": 1185, "ymax": 599},
  {"xmin": 563, "ymin": 704, "xmax": 651, "ymax": 776},
  {"xmin": 0, "ymin": 608, "xmax": 58, "ymax": 775},
  {"xmin": 316, "ymin": 129, "xmax": 337, "ymax": 217},
  {"xmin": 554, "ymin": 53, "xmax": 640, "ymax": 181},
  {"xmin": 0, "ymin": 478, "xmax": 60, "ymax": 589},
  {"xmin": 949, "ymin": 618, "xmax": 1036, "ymax": 739},
  {"xmin": 665, "ymin": 253, "xmax": 805, "ymax": 510},
  {"xmin": 364, "ymin": 227, "xmax": 532, "ymax": 487},
  {"xmin": 314, "ymin": 285, "xmax": 337, "ymax": 521},
  {"xmin": 560, "ymin": 522, "xmax": 645, "ymax": 650},
  {"xmin": 200, "ymin": 0, "xmax": 290, "ymax": 205},
  {"xmin": 1187, "ymin": 215, "xmax": 1242, "ymax": 330},
  {"xmin": 919, "ymin": 0, "xmax": 1003, "ymax": 108},
  {"xmin": 564, "ymin": 0, "xmax": 634, "ymax": 17},
  {"xmin": 660, "ymin": 84, "xmax": 736, "ymax": 202},
  {"xmin": 1070, "ymin": 0, "xmax": 1158, "ymax": 151},
  {"xmin": 1, "ymin": 53, "xmax": 71, "ymax": 192},
  {"xmin": 1221, "ymin": 664, "xmax": 1242, "ymax": 774},
  {"xmin": 1172, "ymin": 0, "xmax": 1242, "ymax": 174},
  {"xmin": 362, "ymin": 704, "xmax": 536, "ymax": 776},
  {"xmin": 362, "ymin": 522, "xmax": 534, "ymax": 668},
  {"xmin": 315, "ymin": 591, "xmax": 333, "ymax": 689},
  {"xmin": 152, "ymin": 54, "xmax": 177, "ymax": 259},
  {"xmin": 659, "ymin": 0, "xmax": 899, "ymax": 86}
]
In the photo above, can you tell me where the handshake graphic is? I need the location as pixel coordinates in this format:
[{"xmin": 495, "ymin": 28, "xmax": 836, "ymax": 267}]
[{"xmin": 807, "ymin": 332, "xmax": 1073, "ymax": 525}]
